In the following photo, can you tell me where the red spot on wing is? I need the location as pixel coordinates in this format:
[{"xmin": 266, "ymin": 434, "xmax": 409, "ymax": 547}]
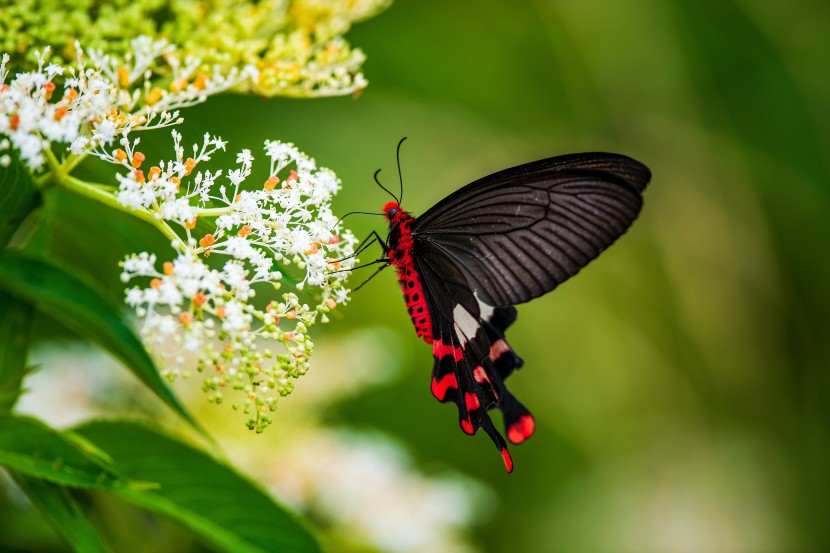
[
  {"xmin": 460, "ymin": 417, "xmax": 474, "ymax": 435},
  {"xmin": 433, "ymin": 341, "xmax": 464, "ymax": 361},
  {"xmin": 473, "ymin": 366, "xmax": 489, "ymax": 383},
  {"xmin": 489, "ymin": 339, "xmax": 511, "ymax": 362},
  {"xmin": 507, "ymin": 414, "xmax": 536, "ymax": 444},
  {"xmin": 501, "ymin": 448, "xmax": 514, "ymax": 473},
  {"xmin": 464, "ymin": 392, "xmax": 480, "ymax": 411},
  {"xmin": 431, "ymin": 374, "xmax": 458, "ymax": 400}
]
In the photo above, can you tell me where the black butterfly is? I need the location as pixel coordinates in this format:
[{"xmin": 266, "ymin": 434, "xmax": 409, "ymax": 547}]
[{"xmin": 354, "ymin": 145, "xmax": 650, "ymax": 472}]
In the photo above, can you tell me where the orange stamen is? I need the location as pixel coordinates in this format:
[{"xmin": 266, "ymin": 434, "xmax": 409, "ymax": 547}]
[
  {"xmin": 193, "ymin": 73, "xmax": 209, "ymax": 90},
  {"xmin": 184, "ymin": 157, "xmax": 196, "ymax": 176},
  {"xmin": 163, "ymin": 261, "xmax": 174, "ymax": 275},
  {"xmin": 184, "ymin": 217, "xmax": 197, "ymax": 230},
  {"xmin": 43, "ymin": 82, "xmax": 55, "ymax": 100},
  {"xmin": 53, "ymin": 107, "xmax": 68, "ymax": 121},
  {"xmin": 288, "ymin": 169, "xmax": 299, "ymax": 182},
  {"xmin": 192, "ymin": 292, "xmax": 207, "ymax": 307},
  {"xmin": 238, "ymin": 225, "xmax": 252, "ymax": 237},
  {"xmin": 179, "ymin": 312, "xmax": 193, "ymax": 326},
  {"xmin": 117, "ymin": 66, "xmax": 130, "ymax": 87},
  {"xmin": 9, "ymin": 115, "xmax": 19, "ymax": 131},
  {"xmin": 264, "ymin": 175, "xmax": 279, "ymax": 190},
  {"xmin": 145, "ymin": 87, "xmax": 163, "ymax": 105},
  {"xmin": 216, "ymin": 306, "xmax": 226, "ymax": 319},
  {"xmin": 150, "ymin": 278, "xmax": 162, "ymax": 289},
  {"xmin": 114, "ymin": 149, "xmax": 127, "ymax": 162},
  {"xmin": 286, "ymin": 310, "xmax": 296, "ymax": 319},
  {"xmin": 148, "ymin": 166, "xmax": 161, "ymax": 181},
  {"xmin": 134, "ymin": 170, "xmax": 145, "ymax": 183},
  {"xmin": 199, "ymin": 234, "xmax": 216, "ymax": 248},
  {"xmin": 328, "ymin": 235, "xmax": 340, "ymax": 244},
  {"xmin": 171, "ymin": 78, "xmax": 187, "ymax": 92},
  {"xmin": 131, "ymin": 152, "xmax": 145, "ymax": 169}
]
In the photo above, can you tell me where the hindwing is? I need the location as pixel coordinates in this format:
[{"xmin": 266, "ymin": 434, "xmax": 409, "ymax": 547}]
[{"xmin": 415, "ymin": 247, "xmax": 536, "ymax": 471}]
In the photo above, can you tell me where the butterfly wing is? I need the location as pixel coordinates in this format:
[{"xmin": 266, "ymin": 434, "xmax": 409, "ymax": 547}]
[
  {"xmin": 412, "ymin": 152, "xmax": 651, "ymax": 307},
  {"xmin": 414, "ymin": 246, "xmax": 534, "ymax": 472}
]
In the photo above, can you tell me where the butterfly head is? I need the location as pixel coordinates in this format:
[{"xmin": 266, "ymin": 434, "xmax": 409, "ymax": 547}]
[{"xmin": 383, "ymin": 201, "xmax": 402, "ymax": 223}]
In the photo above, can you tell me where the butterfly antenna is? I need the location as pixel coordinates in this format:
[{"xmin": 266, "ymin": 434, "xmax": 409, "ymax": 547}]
[
  {"xmin": 396, "ymin": 136, "xmax": 407, "ymax": 206},
  {"xmin": 373, "ymin": 169, "xmax": 399, "ymax": 203},
  {"xmin": 332, "ymin": 210, "xmax": 385, "ymax": 230}
]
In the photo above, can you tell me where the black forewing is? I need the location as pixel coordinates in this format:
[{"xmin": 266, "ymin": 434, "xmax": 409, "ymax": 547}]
[{"xmin": 412, "ymin": 153, "xmax": 651, "ymax": 306}]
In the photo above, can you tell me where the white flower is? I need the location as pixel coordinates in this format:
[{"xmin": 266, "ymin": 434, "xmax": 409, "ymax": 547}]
[
  {"xmin": 0, "ymin": 38, "xmax": 254, "ymax": 172},
  {"xmin": 119, "ymin": 137, "xmax": 357, "ymax": 432},
  {"xmin": 1, "ymin": 42, "xmax": 358, "ymax": 433}
]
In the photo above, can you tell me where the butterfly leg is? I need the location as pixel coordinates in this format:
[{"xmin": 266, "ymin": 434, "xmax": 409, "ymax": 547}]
[{"xmin": 334, "ymin": 230, "xmax": 389, "ymax": 264}]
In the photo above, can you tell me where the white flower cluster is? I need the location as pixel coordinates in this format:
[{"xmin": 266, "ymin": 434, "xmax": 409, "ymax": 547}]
[
  {"xmin": 270, "ymin": 431, "xmax": 487, "ymax": 553},
  {"xmin": 120, "ymin": 139, "xmax": 356, "ymax": 432},
  {"xmin": 1, "ymin": 39, "xmax": 358, "ymax": 432},
  {"xmin": 0, "ymin": 37, "xmax": 255, "ymax": 169}
]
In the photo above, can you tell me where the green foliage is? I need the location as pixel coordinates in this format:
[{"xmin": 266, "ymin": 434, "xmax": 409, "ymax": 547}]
[
  {"xmin": 0, "ymin": 415, "xmax": 322, "ymax": 552},
  {"xmin": 12, "ymin": 475, "xmax": 114, "ymax": 553},
  {"xmin": 0, "ymin": 294, "xmax": 33, "ymax": 409},
  {"xmin": 0, "ymin": 151, "xmax": 39, "ymax": 248},
  {"xmin": 0, "ymin": 253, "xmax": 201, "ymax": 434},
  {"xmin": 0, "ymin": 414, "xmax": 122, "ymax": 488},
  {"xmin": 75, "ymin": 420, "xmax": 322, "ymax": 553}
]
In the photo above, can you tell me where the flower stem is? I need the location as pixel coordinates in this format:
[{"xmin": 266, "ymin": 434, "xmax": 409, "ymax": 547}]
[
  {"xmin": 60, "ymin": 153, "xmax": 87, "ymax": 175},
  {"xmin": 194, "ymin": 206, "xmax": 234, "ymax": 217},
  {"xmin": 60, "ymin": 175, "xmax": 184, "ymax": 247}
]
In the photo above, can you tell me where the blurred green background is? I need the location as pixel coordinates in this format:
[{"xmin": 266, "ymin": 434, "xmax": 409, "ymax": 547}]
[
  {"xmin": 208, "ymin": 1, "xmax": 828, "ymax": 550},
  {"xmin": 7, "ymin": 0, "xmax": 830, "ymax": 551}
]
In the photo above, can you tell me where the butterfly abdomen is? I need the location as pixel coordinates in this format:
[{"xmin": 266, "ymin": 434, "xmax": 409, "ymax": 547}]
[{"xmin": 387, "ymin": 212, "xmax": 433, "ymax": 343}]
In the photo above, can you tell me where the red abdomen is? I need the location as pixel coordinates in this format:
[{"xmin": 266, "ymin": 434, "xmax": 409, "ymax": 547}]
[{"xmin": 387, "ymin": 213, "xmax": 433, "ymax": 343}]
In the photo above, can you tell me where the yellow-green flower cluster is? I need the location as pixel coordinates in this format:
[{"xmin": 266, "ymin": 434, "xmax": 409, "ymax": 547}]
[{"xmin": 0, "ymin": 0, "xmax": 389, "ymax": 97}]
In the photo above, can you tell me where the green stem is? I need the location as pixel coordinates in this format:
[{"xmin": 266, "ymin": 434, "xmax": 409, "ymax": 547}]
[
  {"xmin": 60, "ymin": 153, "xmax": 87, "ymax": 175},
  {"xmin": 60, "ymin": 176, "xmax": 184, "ymax": 248},
  {"xmin": 194, "ymin": 206, "xmax": 234, "ymax": 217}
]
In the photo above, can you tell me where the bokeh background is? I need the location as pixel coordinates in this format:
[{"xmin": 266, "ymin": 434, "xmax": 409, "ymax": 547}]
[{"xmin": 4, "ymin": 0, "xmax": 830, "ymax": 552}]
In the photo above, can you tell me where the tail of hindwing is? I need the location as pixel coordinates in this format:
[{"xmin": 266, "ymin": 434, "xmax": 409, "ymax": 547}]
[{"xmin": 430, "ymin": 305, "xmax": 535, "ymax": 472}]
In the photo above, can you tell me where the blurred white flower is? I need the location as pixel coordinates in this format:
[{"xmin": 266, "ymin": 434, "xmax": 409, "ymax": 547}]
[{"xmin": 269, "ymin": 430, "xmax": 488, "ymax": 553}]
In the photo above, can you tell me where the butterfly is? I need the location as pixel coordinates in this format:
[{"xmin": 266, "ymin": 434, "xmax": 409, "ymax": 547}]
[{"xmin": 353, "ymin": 144, "xmax": 651, "ymax": 472}]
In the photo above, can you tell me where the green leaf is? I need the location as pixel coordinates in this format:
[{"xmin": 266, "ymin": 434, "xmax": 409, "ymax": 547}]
[
  {"xmin": 0, "ymin": 252, "xmax": 203, "ymax": 434},
  {"xmin": 0, "ymin": 151, "xmax": 40, "ymax": 248},
  {"xmin": 0, "ymin": 414, "xmax": 122, "ymax": 488},
  {"xmin": 75, "ymin": 420, "xmax": 322, "ymax": 553},
  {"xmin": 22, "ymin": 186, "xmax": 173, "ymax": 306},
  {"xmin": 0, "ymin": 292, "xmax": 34, "ymax": 410},
  {"xmin": 11, "ymin": 473, "xmax": 114, "ymax": 553}
]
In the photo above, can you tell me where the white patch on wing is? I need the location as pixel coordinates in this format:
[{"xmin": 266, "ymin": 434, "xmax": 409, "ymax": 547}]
[
  {"xmin": 474, "ymin": 292, "xmax": 495, "ymax": 322},
  {"xmin": 453, "ymin": 303, "xmax": 480, "ymax": 345}
]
